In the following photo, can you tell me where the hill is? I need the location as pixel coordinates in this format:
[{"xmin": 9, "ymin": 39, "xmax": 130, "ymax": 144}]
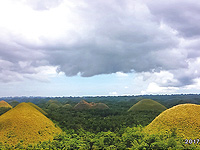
[
  {"xmin": 74, "ymin": 100, "xmax": 92, "ymax": 110},
  {"xmin": 0, "ymin": 102, "xmax": 62, "ymax": 146},
  {"xmin": 92, "ymin": 103, "xmax": 109, "ymax": 109},
  {"xmin": 0, "ymin": 100, "xmax": 12, "ymax": 108},
  {"xmin": 0, "ymin": 100, "xmax": 12, "ymax": 115},
  {"xmin": 144, "ymin": 104, "xmax": 200, "ymax": 138},
  {"xmin": 62, "ymin": 104, "xmax": 72, "ymax": 109},
  {"xmin": 128, "ymin": 99, "xmax": 167, "ymax": 112},
  {"xmin": 74, "ymin": 100, "xmax": 109, "ymax": 110}
]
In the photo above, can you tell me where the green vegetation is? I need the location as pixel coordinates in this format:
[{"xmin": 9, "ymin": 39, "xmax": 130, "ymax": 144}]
[{"xmin": 0, "ymin": 95, "xmax": 199, "ymax": 149}]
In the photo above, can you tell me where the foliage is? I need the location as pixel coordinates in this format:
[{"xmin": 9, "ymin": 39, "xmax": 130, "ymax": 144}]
[{"xmin": 0, "ymin": 126, "xmax": 199, "ymax": 149}]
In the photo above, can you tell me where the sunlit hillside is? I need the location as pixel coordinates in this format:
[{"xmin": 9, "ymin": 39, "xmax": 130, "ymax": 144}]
[
  {"xmin": 62, "ymin": 104, "xmax": 72, "ymax": 109},
  {"xmin": 128, "ymin": 99, "xmax": 167, "ymax": 112},
  {"xmin": 0, "ymin": 100, "xmax": 12, "ymax": 108},
  {"xmin": 0, "ymin": 103, "xmax": 61, "ymax": 146},
  {"xmin": 74, "ymin": 100, "xmax": 92, "ymax": 110},
  {"xmin": 74, "ymin": 100, "xmax": 109, "ymax": 110},
  {"xmin": 145, "ymin": 104, "xmax": 200, "ymax": 138}
]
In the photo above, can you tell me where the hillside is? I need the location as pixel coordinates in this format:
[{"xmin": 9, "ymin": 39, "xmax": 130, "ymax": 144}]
[
  {"xmin": 74, "ymin": 100, "xmax": 109, "ymax": 110},
  {"xmin": 0, "ymin": 100, "xmax": 12, "ymax": 115},
  {"xmin": 0, "ymin": 103, "xmax": 62, "ymax": 146},
  {"xmin": 128, "ymin": 99, "xmax": 167, "ymax": 112},
  {"xmin": 62, "ymin": 104, "xmax": 72, "ymax": 109},
  {"xmin": 144, "ymin": 104, "xmax": 200, "ymax": 138},
  {"xmin": 74, "ymin": 100, "xmax": 92, "ymax": 110},
  {"xmin": 0, "ymin": 100, "xmax": 12, "ymax": 108},
  {"xmin": 92, "ymin": 103, "xmax": 109, "ymax": 109}
]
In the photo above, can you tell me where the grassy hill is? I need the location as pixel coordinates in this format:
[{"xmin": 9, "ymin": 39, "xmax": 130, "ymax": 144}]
[
  {"xmin": 74, "ymin": 100, "xmax": 92, "ymax": 110},
  {"xmin": 0, "ymin": 102, "xmax": 62, "ymax": 146},
  {"xmin": 74, "ymin": 100, "xmax": 109, "ymax": 110},
  {"xmin": 128, "ymin": 99, "xmax": 167, "ymax": 112},
  {"xmin": 62, "ymin": 104, "xmax": 72, "ymax": 109},
  {"xmin": 0, "ymin": 100, "xmax": 12, "ymax": 108},
  {"xmin": 92, "ymin": 103, "xmax": 109, "ymax": 109},
  {"xmin": 144, "ymin": 104, "xmax": 200, "ymax": 138},
  {"xmin": 0, "ymin": 100, "xmax": 12, "ymax": 115}
]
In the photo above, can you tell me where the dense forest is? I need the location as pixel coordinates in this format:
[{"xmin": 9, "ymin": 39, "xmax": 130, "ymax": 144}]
[{"xmin": 0, "ymin": 94, "xmax": 200, "ymax": 149}]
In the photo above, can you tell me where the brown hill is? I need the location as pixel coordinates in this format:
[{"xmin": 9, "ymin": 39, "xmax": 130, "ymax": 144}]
[
  {"xmin": 74, "ymin": 100, "xmax": 92, "ymax": 110},
  {"xmin": 144, "ymin": 104, "xmax": 200, "ymax": 138},
  {"xmin": 0, "ymin": 100, "xmax": 12, "ymax": 108},
  {"xmin": 0, "ymin": 102, "xmax": 62, "ymax": 146},
  {"xmin": 92, "ymin": 103, "xmax": 109, "ymax": 109},
  {"xmin": 74, "ymin": 100, "xmax": 109, "ymax": 110}
]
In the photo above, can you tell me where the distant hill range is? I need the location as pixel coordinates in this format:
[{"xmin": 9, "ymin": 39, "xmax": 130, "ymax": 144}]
[
  {"xmin": 0, "ymin": 102, "xmax": 61, "ymax": 146},
  {"xmin": 145, "ymin": 103, "xmax": 200, "ymax": 138},
  {"xmin": 128, "ymin": 99, "xmax": 167, "ymax": 112},
  {"xmin": 74, "ymin": 100, "xmax": 109, "ymax": 110}
]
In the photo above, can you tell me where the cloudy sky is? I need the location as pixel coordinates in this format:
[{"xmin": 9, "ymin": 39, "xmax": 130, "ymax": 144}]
[{"xmin": 0, "ymin": 0, "xmax": 200, "ymax": 97}]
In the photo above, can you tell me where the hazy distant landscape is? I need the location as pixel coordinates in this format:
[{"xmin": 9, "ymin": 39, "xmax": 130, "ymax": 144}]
[{"xmin": 0, "ymin": 94, "xmax": 199, "ymax": 149}]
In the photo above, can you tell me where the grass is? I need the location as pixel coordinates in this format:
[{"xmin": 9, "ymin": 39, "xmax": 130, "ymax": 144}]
[
  {"xmin": 0, "ymin": 101, "xmax": 12, "ymax": 108},
  {"xmin": 144, "ymin": 104, "xmax": 200, "ymax": 139},
  {"xmin": 128, "ymin": 99, "xmax": 167, "ymax": 112},
  {"xmin": 0, "ymin": 102, "xmax": 62, "ymax": 146}
]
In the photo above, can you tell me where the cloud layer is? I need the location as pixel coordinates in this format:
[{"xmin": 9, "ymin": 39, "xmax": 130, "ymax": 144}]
[{"xmin": 0, "ymin": 0, "xmax": 200, "ymax": 90}]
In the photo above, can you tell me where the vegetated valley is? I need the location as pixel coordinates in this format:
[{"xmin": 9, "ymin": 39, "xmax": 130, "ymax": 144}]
[{"xmin": 0, "ymin": 94, "xmax": 200, "ymax": 149}]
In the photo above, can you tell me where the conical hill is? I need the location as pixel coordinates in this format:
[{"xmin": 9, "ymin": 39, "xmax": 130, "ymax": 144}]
[
  {"xmin": 0, "ymin": 102, "xmax": 62, "ymax": 146},
  {"xmin": 128, "ymin": 99, "xmax": 167, "ymax": 112},
  {"xmin": 0, "ymin": 101, "xmax": 12, "ymax": 115},
  {"xmin": 92, "ymin": 103, "xmax": 109, "ymax": 109},
  {"xmin": 144, "ymin": 104, "xmax": 200, "ymax": 138},
  {"xmin": 62, "ymin": 104, "xmax": 72, "ymax": 109},
  {"xmin": 74, "ymin": 100, "xmax": 92, "ymax": 110},
  {"xmin": 74, "ymin": 100, "xmax": 109, "ymax": 110},
  {"xmin": 0, "ymin": 100, "xmax": 12, "ymax": 108}
]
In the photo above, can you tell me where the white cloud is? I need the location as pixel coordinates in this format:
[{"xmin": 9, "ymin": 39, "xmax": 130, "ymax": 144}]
[
  {"xmin": 109, "ymin": 91, "xmax": 118, "ymax": 96},
  {"xmin": 116, "ymin": 72, "xmax": 129, "ymax": 77},
  {"xmin": 141, "ymin": 82, "xmax": 179, "ymax": 95}
]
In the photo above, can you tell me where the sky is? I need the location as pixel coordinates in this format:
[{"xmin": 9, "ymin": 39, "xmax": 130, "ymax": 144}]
[{"xmin": 0, "ymin": 0, "xmax": 200, "ymax": 97}]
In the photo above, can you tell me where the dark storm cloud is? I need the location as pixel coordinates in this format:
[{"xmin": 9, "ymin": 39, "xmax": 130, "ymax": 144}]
[
  {"xmin": 1, "ymin": 0, "xmax": 200, "ymax": 88},
  {"xmin": 145, "ymin": 0, "xmax": 200, "ymax": 38},
  {"xmin": 43, "ymin": 0, "xmax": 181, "ymax": 77}
]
